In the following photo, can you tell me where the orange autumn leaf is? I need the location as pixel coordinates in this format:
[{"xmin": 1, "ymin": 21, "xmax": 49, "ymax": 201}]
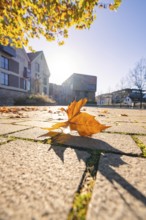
[
  {"xmin": 43, "ymin": 121, "xmax": 69, "ymax": 131},
  {"xmin": 60, "ymin": 98, "xmax": 87, "ymax": 119},
  {"xmin": 43, "ymin": 98, "xmax": 110, "ymax": 137},
  {"xmin": 69, "ymin": 112, "xmax": 109, "ymax": 136}
]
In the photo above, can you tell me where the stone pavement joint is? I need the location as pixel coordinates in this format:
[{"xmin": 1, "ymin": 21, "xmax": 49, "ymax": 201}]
[
  {"xmin": 137, "ymin": 135, "xmax": 146, "ymax": 145},
  {"xmin": 0, "ymin": 137, "xmax": 10, "ymax": 145},
  {"xmin": 0, "ymin": 124, "xmax": 34, "ymax": 136},
  {"xmin": 8, "ymin": 127, "xmax": 51, "ymax": 141}
]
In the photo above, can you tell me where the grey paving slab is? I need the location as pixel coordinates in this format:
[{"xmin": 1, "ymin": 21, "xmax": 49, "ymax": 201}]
[
  {"xmin": 98, "ymin": 118, "xmax": 146, "ymax": 125},
  {"xmin": 132, "ymin": 117, "xmax": 146, "ymax": 123},
  {"xmin": 87, "ymin": 107, "xmax": 146, "ymax": 123},
  {"xmin": 87, "ymin": 154, "xmax": 146, "ymax": 220},
  {"xmin": 0, "ymin": 113, "xmax": 29, "ymax": 119},
  {"xmin": 14, "ymin": 119, "xmax": 67, "ymax": 127},
  {"xmin": 137, "ymin": 136, "xmax": 146, "ymax": 145},
  {"xmin": 93, "ymin": 133, "xmax": 142, "ymax": 155},
  {"xmin": 9, "ymin": 127, "xmax": 52, "ymax": 141},
  {"xmin": 0, "ymin": 118, "xmax": 28, "ymax": 124},
  {"xmin": 106, "ymin": 123, "xmax": 146, "ymax": 134},
  {"xmin": 0, "ymin": 109, "xmax": 54, "ymax": 122},
  {"xmin": 46, "ymin": 132, "xmax": 142, "ymax": 155},
  {"xmin": 98, "ymin": 118, "xmax": 134, "ymax": 124},
  {"xmin": 0, "ymin": 124, "xmax": 31, "ymax": 135},
  {"xmin": 0, "ymin": 140, "xmax": 90, "ymax": 220},
  {"xmin": 87, "ymin": 106, "xmax": 145, "ymax": 115},
  {"xmin": 24, "ymin": 108, "xmax": 67, "ymax": 121},
  {"xmin": 23, "ymin": 111, "xmax": 52, "ymax": 121}
]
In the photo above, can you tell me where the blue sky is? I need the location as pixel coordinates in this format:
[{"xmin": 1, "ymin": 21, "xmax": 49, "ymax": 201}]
[{"xmin": 28, "ymin": 0, "xmax": 146, "ymax": 94}]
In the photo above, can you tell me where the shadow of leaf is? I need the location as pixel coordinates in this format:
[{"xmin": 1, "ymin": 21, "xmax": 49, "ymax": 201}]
[
  {"xmin": 46, "ymin": 131, "xmax": 125, "ymax": 154},
  {"xmin": 46, "ymin": 131, "xmax": 146, "ymax": 207},
  {"xmin": 48, "ymin": 145, "xmax": 66, "ymax": 162},
  {"xmin": 99, "ymin": 154, "xmax": 146, "ymax": 206}
]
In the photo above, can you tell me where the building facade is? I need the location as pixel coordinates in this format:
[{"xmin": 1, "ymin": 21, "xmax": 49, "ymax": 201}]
[
  {"xmin": 96, "ymin": 88, "xmax": 146, "ymax": 106},
  {"xmin": 96, "ymin": 93, "xmax": 112, "ymax": 105},
  {"xmin": 0, "ymin": 46, "xmax": 50, "ymax": 105},
  {"xmin": 62, "ymin": 73, "xmax": 97, "ymax": 104},
  {"xmin": 112, "ymin": 89, "xmax": 132, "ymax": 104},
  {"xmin": 27, "ymin": 51, "xmax": 50, "ymax": 96},
  {"xmin": 49, "ymin": 83, "xmax": 63, "ymax": 104}
]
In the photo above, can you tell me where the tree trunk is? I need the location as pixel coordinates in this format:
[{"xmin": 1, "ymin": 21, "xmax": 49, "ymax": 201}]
[{"xmin": 140, "ymin": 89, "xmax": 143, "ymax": 109}]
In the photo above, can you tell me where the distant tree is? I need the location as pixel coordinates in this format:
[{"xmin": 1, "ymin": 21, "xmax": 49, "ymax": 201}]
[
  {"xmin": 116, "ymin": 76, "xmax": 128, "ymax": 91},
  {"xmin": 129, "ymin": 58, "xmax": 146, "ymax": 90},
  {"xmin": 119, "ymin": 76, "xmax": 128, "ymax": 90},
  {"xmin": 129, "ymin": 58, "xmax": 146, "ymax": 108},
  {"xmin": 0, "ymin": 0, "xmax": 122, "ymax": 50}
]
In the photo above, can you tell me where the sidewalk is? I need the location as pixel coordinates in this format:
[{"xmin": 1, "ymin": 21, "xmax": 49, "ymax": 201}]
[{"xmin": 0, "ymin": 106, "xmax": 146, "ymax": 220}]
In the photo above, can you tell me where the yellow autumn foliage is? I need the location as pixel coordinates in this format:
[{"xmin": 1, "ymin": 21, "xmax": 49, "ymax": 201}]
[{"xmin": 0, "ymin": 0, "xmax": 122, "ymax": 50}]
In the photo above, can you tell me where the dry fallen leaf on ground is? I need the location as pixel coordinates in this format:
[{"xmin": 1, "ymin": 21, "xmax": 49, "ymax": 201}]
[
  {"xmin": 43, "ymin": 98, "xmax": 110, "ymax": 137},
  {"xmin": 120, "ymin": 113, "xmax": 128, "ymax": 117},
  {"xmin": 0, "ymin": 106, "xmax": 39, "ymax": 114},
  {"xmin": 101, "ymin": 110, "xmax": 109, "ymax": 114}
]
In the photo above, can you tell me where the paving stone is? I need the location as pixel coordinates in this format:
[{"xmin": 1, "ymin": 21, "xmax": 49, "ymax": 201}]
[
  {"xmin": 25, "ymin": 111, "xmax": 51, "ymax": 119},
  {"xmin": 14, "ymin": 120, "xmax": 66, "ymax": 127},
  {"xmin": 88, "ymin": 108, "xmax": 146, "ymax": 123},
  {"xmin": 24, "ymin": 108, "xmax": 67, "ymax": 121},
  {"xmin": 0, "ymin": 140, "xmax": 90, "ymax": 220},
  {"xmin": 0, "ymin": 118, "xmax": 28, "ymax": 124},
  {"xmin": 0, "ymin": 137, "xmax": 9, "ymax": 144},
  {"xmin": 99, "ymin": 118, "xmax": 146, "ymax": 126},
  {"xmin": 9, "ymin": 127, "xmax": 52, "ymax": 141},
  {"xmin": 49, "ymin": 132, "xmax": 142, "ymax": 155},
  {"xmin": 106, "ymin": 123, "xmax": 146, "ymax": 134},
  {"xmin": 87, "ymin": 154, "xmax": 146, "ymax": 220},
  {"xmin": 0, "ymin": 124, "xmax": 31, "ymax": 135},
  {"xmin": 99, "ymin": 118, "xmax": 135, "ymax": 124},
  {"xmin": 93, "ymin": 133, "xmax": 142, "ymax": 155}
]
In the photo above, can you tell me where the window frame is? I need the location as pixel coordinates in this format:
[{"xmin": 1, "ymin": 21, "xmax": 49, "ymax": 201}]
[
  {"xmin": 35, "ymin": 62, "xmax": 40, "ymax": 72},
  {"xmin": 43, "ymin": 77, "xmax": 47, "ymax": 85},
  {"xmin": 0, "ymin": 72, "xmax": 9, "ymax": 86},
  {"xmin": 1, "ymin": 56, "xmax": 9, "ymax": 70},
  {"xmin": 43, "ymin": 86, "xmax": 47, "ymax": 95}
]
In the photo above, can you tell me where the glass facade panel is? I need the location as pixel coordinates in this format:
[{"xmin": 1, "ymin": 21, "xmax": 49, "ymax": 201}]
[
  {"xmin": 0, "ymin": 72, "xmax": 8, "ymax": 85},
  {"xmin": 1, "ymin": 56, "xmax": 9, "ymax": 69},
  {"xmin": 35, "ymin": 62, "xmax": 40, "ymax": 72}
]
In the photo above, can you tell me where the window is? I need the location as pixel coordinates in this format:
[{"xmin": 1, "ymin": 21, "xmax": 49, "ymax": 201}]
[
  {"xmin": 23, "ymin": 79, "xmax": 26, "ymax": 90},
  {"xmin": 70, "ymin": 84, "xmax": 73, "ymax": 90},
  {"xmin": 26, "ymin": 80, "xmax": 31, "ymax": 91},
  {"xmin": 84, "ymin": 91, "xmax": 88, "ymax": 98},
  {"xmin": 1, "ymin": 56, "xmax": 9, "ymax": 70},
  {"xmin": 35, "ymin": 73, "xmax": 40, "ymax": 79},
  {"xmin": 43, "ymin": 77, "xmax": 47, "ymax": 85},
  {"xmin": 35, "ymin": 62, "xmax": 40, "ymax": 72},
  {"xmin": 75, "ymin": 91, "xmax": 80, "ymax": 97},
  {"xmin": 43, "ymin": 87, "xmax": 47, "ymax": 94},
  {"xmin": 87, "ymin": 84, "xmax": 96, "ymax": 91},
  {"xmin": 0, "ymin": 72, "xmax": 9, "ymax": 85}
]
